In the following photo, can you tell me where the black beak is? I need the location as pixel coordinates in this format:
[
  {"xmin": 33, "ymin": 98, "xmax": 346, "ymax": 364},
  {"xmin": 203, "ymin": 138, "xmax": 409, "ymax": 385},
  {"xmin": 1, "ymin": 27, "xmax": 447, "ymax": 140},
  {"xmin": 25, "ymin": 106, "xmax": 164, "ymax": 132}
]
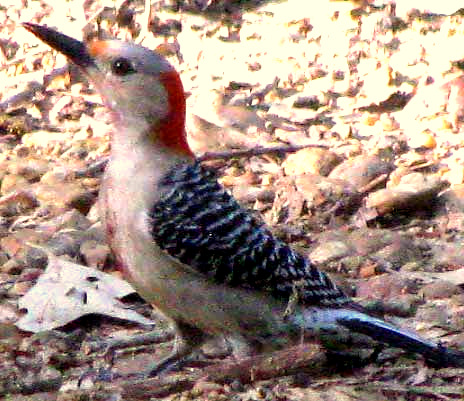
[{"xmin": 23, "ymin": 23, "xmax": 95, "ymax": 69}]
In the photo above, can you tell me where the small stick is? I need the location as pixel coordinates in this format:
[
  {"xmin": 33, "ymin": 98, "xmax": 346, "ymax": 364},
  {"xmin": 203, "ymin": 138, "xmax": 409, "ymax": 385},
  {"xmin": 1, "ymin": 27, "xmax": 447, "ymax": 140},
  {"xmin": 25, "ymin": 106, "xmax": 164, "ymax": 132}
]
[
  {"xmin": 198, "ymin": 143, "xmax": 330, "ymax": 162},
  {"xmin": 118, "ymin": 344, "xmax": 329, "ymax": 400},
  {"xmin": 83, "ymin": 329, "xmax": 174, "ymax": 354}
]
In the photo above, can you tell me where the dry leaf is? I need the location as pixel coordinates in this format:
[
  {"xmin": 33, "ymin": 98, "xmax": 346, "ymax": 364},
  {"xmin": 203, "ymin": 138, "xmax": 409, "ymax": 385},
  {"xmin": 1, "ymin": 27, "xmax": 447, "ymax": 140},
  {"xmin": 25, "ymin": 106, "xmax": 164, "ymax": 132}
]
[{"xmin": 16, "ymin": 252, "xmax": 154, "ymax": 332}]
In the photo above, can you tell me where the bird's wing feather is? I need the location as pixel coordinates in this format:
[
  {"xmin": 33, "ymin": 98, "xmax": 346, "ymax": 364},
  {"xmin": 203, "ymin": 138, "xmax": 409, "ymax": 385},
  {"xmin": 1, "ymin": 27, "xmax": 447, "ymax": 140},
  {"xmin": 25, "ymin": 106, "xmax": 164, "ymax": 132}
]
[{"xmin": 150, "ymin": 162, "xmax": 349, "ymax": 307}]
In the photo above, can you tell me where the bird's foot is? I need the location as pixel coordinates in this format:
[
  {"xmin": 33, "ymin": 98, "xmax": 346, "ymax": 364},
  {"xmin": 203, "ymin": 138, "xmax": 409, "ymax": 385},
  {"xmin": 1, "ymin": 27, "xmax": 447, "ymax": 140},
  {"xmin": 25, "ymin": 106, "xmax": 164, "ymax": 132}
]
[{"xmin": 146, "ymin": 348, "xmax": 209, "ymax": 377}]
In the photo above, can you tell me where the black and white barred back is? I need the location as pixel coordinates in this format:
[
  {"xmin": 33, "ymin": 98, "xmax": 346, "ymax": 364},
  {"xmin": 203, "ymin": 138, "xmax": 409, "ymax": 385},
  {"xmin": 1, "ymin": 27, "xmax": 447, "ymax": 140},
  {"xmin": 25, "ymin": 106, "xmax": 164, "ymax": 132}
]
[{"xmin": 150, "ymin": 162, "xmax": 350, "ymax": 308}]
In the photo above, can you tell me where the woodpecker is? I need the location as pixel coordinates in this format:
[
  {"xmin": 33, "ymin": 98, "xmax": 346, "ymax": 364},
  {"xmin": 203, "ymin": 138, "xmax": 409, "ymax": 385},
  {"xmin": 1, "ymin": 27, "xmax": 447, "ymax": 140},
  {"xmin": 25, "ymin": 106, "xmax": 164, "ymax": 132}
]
[{"xmin": 24, "ymin": 23, "xmax": 464, "ymax": 373}]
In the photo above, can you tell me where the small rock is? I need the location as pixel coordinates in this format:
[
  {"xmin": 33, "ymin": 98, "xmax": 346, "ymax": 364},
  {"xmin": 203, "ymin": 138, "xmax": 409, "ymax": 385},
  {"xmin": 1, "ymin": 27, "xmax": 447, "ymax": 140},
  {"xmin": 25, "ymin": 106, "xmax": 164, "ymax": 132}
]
[
  {"xmin": 67, "ymin": 188, "xmax": 97, "ymax": 215},
  {"xmin": 310, "ymin": 240, "xmax": 351, "ymax": 264},
  {"xmin": 282, "ymin": 148, "xmax": 341, "ymax": 176},
  {"xmin": 365, "ymin": 173, "xmax": 448, "ymax": 215},
  {"xmin": 80, "ymin": 240, "xmax": 110, "ymax": 268},
  {"xmin": 415, "ymin": 304, "xmax": 451, "ymax": 330},
  {"xmin": 60, "ymin": 142, "xmax": 89, "ymax": 159},
  {"xmin": 438, "ymin": 185, "xmax": 464, "ymax": 212},
  {"xmin": 26, "ymin": 247, "xmax": 49, "ymax": 270},
  {"xmin": 0, "ymin": 230, "xmax": 51, "ymax": 262},
  {"xmin": 18, "ymin": 268, "xmax": 43, "ymax": 283},
  {"xmin": 220, "ymin": 170, "xmax": 259, "ymax": 187},
  {"xmin": 83, "ymin": 223, "xmax": 107, "ymax": 244},
  {"xmin": 382, "ymin": 295, "xmax": 421, "ymax": 317},
  {"xmin": 34, "ymin": 181, "xmax": 97, "ymax": 215},
  {"xmin": 407, "ymin": 129, "xmax": 437, "ymax": 149},
  {"xmin": 8, "ymin": 158, "xmax": 49, "ymax": 181},
  {"xmin": 356, "ymin": 273, "xmax": 421, "ymax": 301},
  {"xmin": 51, "ymin": 209, "xmax": 93, "ymax": 231},
  {"xmin": 10, "ymin": 280, "xmax": 33, "ymax": 296},
  {"xmin": 379, "ymin": 114, "xmax": 399, "ymax": 132},
  {"xmin": 1, "ymin": 258, "xmax": 24, "ymax": 275},
  {"xmin": 0, "ymin": 190, "xmax": 39, "ymax": 217},
  {"xmin": 15, "ymin": 146, "xmax": 30, "ymax": 158},
  {"xmin": 21, "ymin": 130, "xmax": 72, "ymax": 150},
  {"xmin": 0, "ymin": 250, "xmax": 9, "ymax": 266},
  {"xmin": 328, "ymin": 154, "xmax": 393, "ymax": 190},
  {"xmin": 228, "ymin": 379, "xmax": 245, "ymax": 392},
  {"xmin": 0, "ymin": 235, "xmax": 26, "ymax": 260},
  {"xmin": 294, "ymin": 174, "xmax": 356, "ymax": 210},
  {"xmin": 40, "ymin": 166, "xmax": 73, "ymax": 185},
  {"xmin": 360, "ymin": 113, "xmax": 379, "ymax": 127},
  {"xmin": 420, "ymin": 280, "xmax": 463, "ymax": 300},
  {"xmin": 358, "ymin": 262, "xmax": 378, "ymax": 278},
  {"xmin": 46, "ymin": 230, "xmax": 88, "ymax": 258},
  {"xmin": 1, "ymin": 174, "xmax": 29, "ymax": 195},
  {"xmin": 232, "ymin": 186, "xmax": 274, "ymax": 204},
  {"xmin": 192, "ymin": 380, "xmax": 225, "ymax": 396},
  {"xmin": 0, "ymin": 322, "xmax": 21, "ymax": 342},
  {"xmin": 86, "ymin": 203, "xmax": 101, "ymax": 224}
]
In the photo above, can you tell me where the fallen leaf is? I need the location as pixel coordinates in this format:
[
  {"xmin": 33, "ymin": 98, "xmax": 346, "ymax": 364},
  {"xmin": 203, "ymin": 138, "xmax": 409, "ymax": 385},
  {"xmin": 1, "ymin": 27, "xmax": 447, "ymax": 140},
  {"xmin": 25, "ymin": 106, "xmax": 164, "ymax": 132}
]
[{"xmin": 16, "ymin": 252, "xmax": 154, "ymax": 332}]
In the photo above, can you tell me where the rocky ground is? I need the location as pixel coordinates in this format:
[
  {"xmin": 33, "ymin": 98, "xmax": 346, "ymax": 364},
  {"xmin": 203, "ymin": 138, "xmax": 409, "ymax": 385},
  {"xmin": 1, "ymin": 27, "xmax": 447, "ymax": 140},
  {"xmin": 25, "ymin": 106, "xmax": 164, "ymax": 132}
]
[{"xmin": 1, "ymin": 0, "xmax": 464, "ymax": 400}]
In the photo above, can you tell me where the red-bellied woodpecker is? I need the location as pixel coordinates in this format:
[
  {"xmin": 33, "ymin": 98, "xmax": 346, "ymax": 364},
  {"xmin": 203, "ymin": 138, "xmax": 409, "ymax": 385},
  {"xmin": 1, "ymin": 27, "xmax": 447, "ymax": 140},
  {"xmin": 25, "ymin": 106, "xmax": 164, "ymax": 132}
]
[{"xmin": 23, "ymin": 23, "xmax": 464, "ymax": 374}]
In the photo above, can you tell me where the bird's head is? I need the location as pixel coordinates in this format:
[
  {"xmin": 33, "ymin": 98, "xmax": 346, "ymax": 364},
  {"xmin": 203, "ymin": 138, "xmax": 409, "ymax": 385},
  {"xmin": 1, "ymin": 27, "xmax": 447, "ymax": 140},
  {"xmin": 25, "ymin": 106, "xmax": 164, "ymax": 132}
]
[{"xmin": 23, "ymin": 23, "xmax": 192, "ymax": 157}]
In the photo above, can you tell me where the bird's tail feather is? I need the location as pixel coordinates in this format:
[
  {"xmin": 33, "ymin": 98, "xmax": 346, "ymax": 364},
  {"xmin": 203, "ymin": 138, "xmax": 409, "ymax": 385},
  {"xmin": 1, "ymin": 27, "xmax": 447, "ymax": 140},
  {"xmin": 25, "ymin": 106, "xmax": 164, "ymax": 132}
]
[
  {"xmin": 337, "ymin": 313, "xmax": 464, "ymax": 368},
  {"xmin": 296, "ymin": 307, "xmax": 464, "ymax": 367}
]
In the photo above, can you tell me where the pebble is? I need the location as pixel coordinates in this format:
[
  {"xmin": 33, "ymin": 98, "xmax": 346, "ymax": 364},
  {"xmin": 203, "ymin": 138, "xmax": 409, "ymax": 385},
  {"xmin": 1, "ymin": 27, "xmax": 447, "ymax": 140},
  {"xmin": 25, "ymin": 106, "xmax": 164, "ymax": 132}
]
[
  {"xmin": 46, "ymin": 229, "xmax": 88, "ymax": 258},
  {"xmin": 356, "ymin": 273, "xmax": 420, "ymax": 301},
  {"xmin": 282, "ymin": 148, "xmax": 341, "ymax": 176},
  {"xmin": 366, "ymin": 172, "xmax": 448, "ymax": 215},
  {"xmin": 419, "ymin": 280, "xmax": 463, "ymax": 300},
  {"xmin": 1, "ymin": 174, "xmax": 29, "ymax": 195},
  {"xmin": 34, "ymin": 181, "xmax": 97, "ymax": 215},
  {"xmin": 25, "ymin": 247, "xmax": 49, "ymax": 270},
  {"xmin": 192, "ymin": 380, "xmax": 225, "ymax": 396},
  {"xmin": 1, "ymin": 258, "xmax": 24, "ymax": 275},
  {"xmin": 328, "ymin": 154, "xmax": 393, "ymax": 189},
  {"xmin": 310, "ymin": 240, "xmax": 351, "ymax": 264},
  {"xmin": 7, "ymin": 158, "xmax": 49, "ymax": 181},
  {"xmin": 50, "ymin": 209, "xmax": 93, "ymax": 231},
  {"xmin": 80, "ymin": 240, "xmax": 110, "ymax": 268},
  {"xmin": 407, "ymin": 130, "xmax": 437, "ymax": 149},
  {"xmin": 10, "ymin": 280, "xmax": 33, "ymax": 296}
]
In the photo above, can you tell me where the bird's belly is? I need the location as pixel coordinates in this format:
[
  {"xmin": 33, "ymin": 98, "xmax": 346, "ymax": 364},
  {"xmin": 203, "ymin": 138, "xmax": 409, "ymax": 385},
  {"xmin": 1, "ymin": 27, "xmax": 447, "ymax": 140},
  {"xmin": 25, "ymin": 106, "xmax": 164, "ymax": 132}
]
[
  {"xmin": 100, "ymin": 165, "xmax": 301, "ymax": 349},
  {"xmin": 133, "ymin": 249, "xmax": 294, "ymax": 343}
]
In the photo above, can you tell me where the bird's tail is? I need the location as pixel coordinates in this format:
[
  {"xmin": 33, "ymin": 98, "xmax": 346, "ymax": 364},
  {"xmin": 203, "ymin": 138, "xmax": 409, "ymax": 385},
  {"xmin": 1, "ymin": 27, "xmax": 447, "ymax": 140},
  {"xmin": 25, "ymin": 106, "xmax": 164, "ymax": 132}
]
[
  {"xmin": 337, "ymin": 313, "xmax": 464, "ymax": 368},
  {"xmin": 296, "ymin": 307, "xmax": 464, "ymax": 367}
]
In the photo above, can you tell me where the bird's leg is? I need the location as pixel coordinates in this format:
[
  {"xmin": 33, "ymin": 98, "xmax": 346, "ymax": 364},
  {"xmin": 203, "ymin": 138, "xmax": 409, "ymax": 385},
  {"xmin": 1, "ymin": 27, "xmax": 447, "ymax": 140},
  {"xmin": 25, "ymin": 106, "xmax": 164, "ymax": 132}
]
[{"xmin": 147, "ymin": 321, "xmax": 208, "ymax": 377}]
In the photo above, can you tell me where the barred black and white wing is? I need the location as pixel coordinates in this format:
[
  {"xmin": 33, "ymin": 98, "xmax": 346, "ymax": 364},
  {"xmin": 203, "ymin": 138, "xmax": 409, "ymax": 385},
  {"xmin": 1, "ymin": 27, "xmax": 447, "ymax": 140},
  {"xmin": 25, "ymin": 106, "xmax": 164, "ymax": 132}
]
[
  {"xmin": 150, "ymin": 162, "xmax": 349, "ymax": 308},
  {"xmin": 149, "ymin": 161, "xmax": 464, "ymax": 368}
]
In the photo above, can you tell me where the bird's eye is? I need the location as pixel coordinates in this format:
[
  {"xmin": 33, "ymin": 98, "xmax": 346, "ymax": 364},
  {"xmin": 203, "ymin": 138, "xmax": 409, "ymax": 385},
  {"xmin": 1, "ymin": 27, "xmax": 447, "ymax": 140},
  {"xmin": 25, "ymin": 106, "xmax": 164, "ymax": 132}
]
[{"xmin": 111, "ymin": 58, "xmax": 135, "ymax": 76}]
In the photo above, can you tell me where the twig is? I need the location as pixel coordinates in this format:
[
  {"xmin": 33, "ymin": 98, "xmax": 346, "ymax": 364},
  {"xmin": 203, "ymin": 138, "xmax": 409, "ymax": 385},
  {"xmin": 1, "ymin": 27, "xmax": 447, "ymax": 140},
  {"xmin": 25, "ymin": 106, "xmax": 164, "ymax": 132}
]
[
  {"xmin": 75, "ymin": 157, "xmax": 109, "ymax": 178},
  {"xmin": 198, "ymin": 143, "xmax": 330, "ymax": 161},
  {"xmin": 136, "ymin": 0, "xmax": 153, "ymax": 45},
  {"xmin": 118, "ymin": 344, "xmax": 328, "ymax": 400},
  {"xmin": 361, "ymin": 382, "xmax": 460, "ymax": 401},
  {"xmin": 358, "ymin": 173, "xmax": 389, "ymax": 194},
  {"xmin": 82, "ymin": 329, "xmax": 174, "ymax": 354},
  {"xmin": 120, "ymin": 374, "xmax": 198, "ymax": 400},
  {"xmin": 74, "ymin": 143, "xmax": 330, "ymax": 177},
  {"xmin": 204, "ymin": 343, "xmax": 328, "ymax": 383},
  {"xmin": 245, "ymin": 76, "xmax": 280, "ymax": 105}
]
